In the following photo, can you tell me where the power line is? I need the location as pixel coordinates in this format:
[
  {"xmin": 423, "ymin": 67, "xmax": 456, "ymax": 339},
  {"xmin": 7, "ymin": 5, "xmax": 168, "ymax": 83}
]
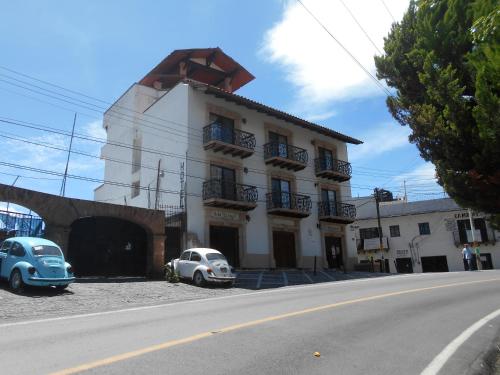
[
  {"xmin": 296, "ymin": 0, "xmax": 392, "ymax": 97},
  {"xmin": 338, "ymin": 0, "xmax": 383, "ymax": 55},
  {"xmin": 379, "ymin": 0, "xmax": 396, "ymax": 23}
]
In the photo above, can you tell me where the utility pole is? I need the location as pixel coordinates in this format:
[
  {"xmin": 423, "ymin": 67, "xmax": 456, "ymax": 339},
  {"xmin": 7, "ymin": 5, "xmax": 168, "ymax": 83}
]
[
  {"xmin": 60, "ymin": 113, "xmax": 77, "ymax": 197},
  {"xmin": 403, "ymin": 180, "xmax": 407, "ymax": 202},
  {"xmin": 374, "ymin": 188, "xmax": 385, "ymax": 272},
  {"xmin": 154, "ymin": 159, "xmax": 162, "ymax": 210},
  {"xmin": 467, "ymin": 208, "xmax": 476, "ymax": 243}
]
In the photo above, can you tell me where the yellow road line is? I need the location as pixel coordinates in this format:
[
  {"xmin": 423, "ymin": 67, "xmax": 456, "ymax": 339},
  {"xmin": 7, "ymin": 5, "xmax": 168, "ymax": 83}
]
[{"xmin": 50, "ymin": 277, "xmax": 500, "ymax": 375}]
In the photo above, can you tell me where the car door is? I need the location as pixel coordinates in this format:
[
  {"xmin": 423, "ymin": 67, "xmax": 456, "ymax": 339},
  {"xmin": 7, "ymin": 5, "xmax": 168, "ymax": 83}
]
[
  {"xmin": 0, "ymin": 240, "xmax": 11, "ymax": 278},
  {"xmin": 4, "ymin": 241, "xmax": 26, "ymax": 277},
  {"xmin": 184, "ymin": 252, "xmax": 202, "ymax": 279},
  {"xmin": 176, "ymin": 251, "xmax": 191, "ymax": 278}
]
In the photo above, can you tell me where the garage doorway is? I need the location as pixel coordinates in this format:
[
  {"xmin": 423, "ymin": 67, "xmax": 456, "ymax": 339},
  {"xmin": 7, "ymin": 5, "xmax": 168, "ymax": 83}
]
[
  {"xmin": 67, "ymin": 217, "xmax": 148, "ymax": 276},
  {"xmin": 480, "ymin": 253, "xmax": 493, "ymax": 270},
  {"xmin": 324, "ymin": 236, "xmax": 343, "ymax": 269},
  {"xmin": 395, "ymin": 257, "xmax": 413, "ymax": 273},
  {"xmin": 421, "ymin": 256, "xmax": 449, "ymax": 273},
  {"xmin": 273, "ymin": 230, "xmax": 296, "ymax": 268},
  {"xmin": 209, "ymin": 225, "xmax": 239, "ymax": 267}
]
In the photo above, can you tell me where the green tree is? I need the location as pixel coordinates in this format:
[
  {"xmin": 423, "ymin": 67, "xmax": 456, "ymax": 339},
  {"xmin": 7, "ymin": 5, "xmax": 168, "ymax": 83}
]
[{"xmin": 375, "ymin": 0, "xmax": 500, "ymax": 225}]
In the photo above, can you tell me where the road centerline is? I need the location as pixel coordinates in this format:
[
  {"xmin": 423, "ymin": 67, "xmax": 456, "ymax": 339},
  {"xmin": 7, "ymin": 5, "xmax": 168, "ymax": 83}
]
[{"xmin": 49, "ymin": 277, "xmax": 500, "ymax": 375}]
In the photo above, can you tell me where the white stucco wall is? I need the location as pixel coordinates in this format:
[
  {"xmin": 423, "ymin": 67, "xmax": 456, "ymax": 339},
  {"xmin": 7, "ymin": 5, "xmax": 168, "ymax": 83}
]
[{"xmin": 349, "ymin": 207, "xmax": 500, "ymax": 273}]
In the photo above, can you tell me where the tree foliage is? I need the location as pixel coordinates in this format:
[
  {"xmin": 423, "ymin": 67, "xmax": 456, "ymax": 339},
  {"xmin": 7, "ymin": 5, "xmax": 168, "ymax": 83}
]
[{"xmin": 375, "ymin": 0, "xmax": 500, "ymax": 217}]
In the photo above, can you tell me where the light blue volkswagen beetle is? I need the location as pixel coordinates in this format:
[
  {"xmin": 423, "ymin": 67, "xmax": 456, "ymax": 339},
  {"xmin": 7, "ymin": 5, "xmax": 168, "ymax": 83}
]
[{"xmin": 0, "ymin": 237, "xmax": 75, "ymax": 292}]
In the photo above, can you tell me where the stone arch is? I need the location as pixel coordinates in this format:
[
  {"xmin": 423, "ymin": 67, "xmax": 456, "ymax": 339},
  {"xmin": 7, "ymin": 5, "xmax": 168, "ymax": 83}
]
[{"xmin": 0, "ymin": 184, "xmax": 165, "ymax": 277}]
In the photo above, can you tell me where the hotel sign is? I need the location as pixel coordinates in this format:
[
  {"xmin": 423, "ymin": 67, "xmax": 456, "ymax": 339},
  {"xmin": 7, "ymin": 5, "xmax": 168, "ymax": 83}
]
[{"xmin": 210, "ymin": 210, "xmax": 240, "ymax": 221}]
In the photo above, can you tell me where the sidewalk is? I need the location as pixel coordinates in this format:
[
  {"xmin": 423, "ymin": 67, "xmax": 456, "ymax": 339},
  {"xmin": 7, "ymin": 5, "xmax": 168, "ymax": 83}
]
[{"xmin": 235, "ymin": 269, "xmax": 391, "ymax": 289}]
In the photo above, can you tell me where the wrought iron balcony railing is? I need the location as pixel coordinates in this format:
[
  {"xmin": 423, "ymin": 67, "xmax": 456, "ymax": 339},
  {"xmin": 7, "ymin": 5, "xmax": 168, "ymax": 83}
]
[
  {"xmin": 203, "ymin": 122, "xmax": 256, "ymax": 151},
  {"xmin": 263, "ymin": 142, "xmax": 308, "ymax": 166},
  {"xmin": 202, "ymin": 178, "xmax": 258, "ymax": 205},
  {"xmin": 266, "ymin": 191, "xmax": 312, "ymax": 215},
  {"xmin": 318, "ymin": 201, "xmax": 356, "ymax": 222},
  {"xmin": 314, "ymin": 158, "xmax": 352, "ymax": 181}
]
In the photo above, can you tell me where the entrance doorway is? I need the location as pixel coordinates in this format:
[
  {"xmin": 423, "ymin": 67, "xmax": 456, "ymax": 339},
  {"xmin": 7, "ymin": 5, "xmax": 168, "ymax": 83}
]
[
  {"xmin": 324, "ymin": 236, "xmax": 343, "ymax": 269},
  {"xmin": 67, "ymin": 217, "xmax": 148, "ymax": 276},
  {"xmin": 209, "ymin": 225, "xmax": 239, "ymax": 267},
  {"xmin": 421, "ymin": 256, "xmax": 449, "ymax": 272},
  {"xmin": 395, "ymin": 257, "xmax": 413, "ymax": 273},
  {"xmin": 480, "ymin": 253, "xmax": 493, "ymax": 270},
  {"xmin": 273, "ymin": 230, "xmax": 296, "ymax": 268}
]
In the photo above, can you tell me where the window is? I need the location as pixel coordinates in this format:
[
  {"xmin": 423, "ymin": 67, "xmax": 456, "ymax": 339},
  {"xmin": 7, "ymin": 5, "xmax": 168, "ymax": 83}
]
[
  {"xmin": 206, "ymin": 253, "xmax": 227, "ymax": 261},
  {"xmin": 32, "ymin": 245, "xmax": 62, "ymax": 257},
  {"xmin": 269, "ymin": 131, "xmax": 288, "ymax": 158},
  {"xmin": 0, "ymin": 241, "xmax": 11, "ymax": 253},
  {"xmin": 180, "ymin": 251, "xmax": 191, "ymax": 260},
  {"xmin": 9, "ymin": 242, "xmax": 26, "ymax": 257},
  {"xmin": 359, "ymin": 227, "xmax": 379, "ymax": 239},
  {"xmin": 210, "ymin": 165, "xmax": 236, "ymax": 200},
  {"xmin": 390, "ymin": 225, "xmax": 400, "ymax": 237},
  {"xmin": 209, "ymin": 113, "xmax": 234, "ymax": 143},
  {"xmin": 321, "ymin": 189, "xmax": 337, "ymax": 216},
  {"xmin": 418, "ymin": 222, "xmax": 431, "ymax": 235},
  {"xmin": 131, "ymin": 180, "xmax": 140, "ymax": 198},
  {"xmin": 271, "ymin": 178, "xmax": 291, "ymax": 209},
  {"xmin": 190, "ymin": 252, "xmax": 201, "ymax": 262},
  {"xmin": 319, "ymin": 147, "xmax": 334, "ymax": 169},
  {"xmin": 132, "ymin": 137, "xmax": 142, "ymax": 173},
  {"xmin": 457, "ymin": 218, "xmax": 488, "ymax": 243}
]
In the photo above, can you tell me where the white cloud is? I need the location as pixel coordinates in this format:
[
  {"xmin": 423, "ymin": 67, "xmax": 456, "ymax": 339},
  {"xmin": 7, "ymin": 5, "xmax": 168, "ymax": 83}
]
[
  {"xmin": 302, "ymin": 109, "xmax": 337, "ymax": 122},
  {"xmin": 84, "ymin": 119, "xmax": 106, "ymax": 140},
  {"xmin": 261, "ymin": 0, "xmax": 409, "ymax": 104},
  {"xmin": 348, "ymin": 123, "xmax": 411, "ymax": 162}
]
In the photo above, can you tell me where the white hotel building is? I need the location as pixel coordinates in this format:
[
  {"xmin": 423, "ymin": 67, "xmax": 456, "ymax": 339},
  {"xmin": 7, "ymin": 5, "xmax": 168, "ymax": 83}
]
[{"xmin": 95, "ymin": 48, "xmax": 362, "ymax": 270}]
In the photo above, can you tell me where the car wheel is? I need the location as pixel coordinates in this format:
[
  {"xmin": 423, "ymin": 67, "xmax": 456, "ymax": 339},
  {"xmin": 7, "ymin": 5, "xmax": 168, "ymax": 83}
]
[
  {"xmin": 55, "ymin": 285, "xmax": 68, "ymax": 291},
  {"xmin": 10, "ymin": 269, "xmax": 24, "ymax": 292},
  {"xmin": 193, "ymin": 271, "xmax": 206, "ymax": 287}
]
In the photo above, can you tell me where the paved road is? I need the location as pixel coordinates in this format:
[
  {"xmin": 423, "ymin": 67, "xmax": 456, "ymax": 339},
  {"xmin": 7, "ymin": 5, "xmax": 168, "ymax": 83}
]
[{"xmin": 1, "ymin": 271, "xmax": 499, "ymax": 375}]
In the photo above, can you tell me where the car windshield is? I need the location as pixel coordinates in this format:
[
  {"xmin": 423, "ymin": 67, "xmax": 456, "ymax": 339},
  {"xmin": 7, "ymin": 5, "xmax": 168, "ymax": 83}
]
[
  {"xmin": 206, "ymin": 253, "xmax": 227, "ymax": 261},
  {"xmin": 32, "ymin": 245, "xmax": 63, "ymax": 257}
]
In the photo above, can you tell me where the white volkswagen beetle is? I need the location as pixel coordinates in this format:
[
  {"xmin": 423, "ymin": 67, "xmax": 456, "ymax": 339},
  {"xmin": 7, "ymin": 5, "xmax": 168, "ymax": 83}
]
[{"xmin": 167, "ymin": 248, "xmax": 236, "ymax": 287}]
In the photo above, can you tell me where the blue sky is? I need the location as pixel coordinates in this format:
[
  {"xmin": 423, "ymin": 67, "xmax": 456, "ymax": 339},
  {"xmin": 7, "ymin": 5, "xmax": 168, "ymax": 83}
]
[{"xmin": 0, "ymin": 0, "xmax": 445, "ymax": 212}]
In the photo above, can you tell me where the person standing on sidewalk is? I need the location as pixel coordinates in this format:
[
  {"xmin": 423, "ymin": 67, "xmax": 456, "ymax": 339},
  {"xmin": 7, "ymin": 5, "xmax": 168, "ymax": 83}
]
[
  {"xmin": 462, "ymin": 244, "xmax": 474, "ymax": 271},
  {"xmin": 473, "ymin": 242, "xmax": 482, "ymax": 270}
]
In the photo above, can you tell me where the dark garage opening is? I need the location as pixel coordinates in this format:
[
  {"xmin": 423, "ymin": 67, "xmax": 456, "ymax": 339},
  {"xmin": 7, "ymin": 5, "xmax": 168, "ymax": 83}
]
[
  {"xmin": 421, "ymin": 256, "xmax": 449, "ymax": 273},
  {"xmin": 67, "ymin": 217, "xmax": 148, "ymax": 276}
]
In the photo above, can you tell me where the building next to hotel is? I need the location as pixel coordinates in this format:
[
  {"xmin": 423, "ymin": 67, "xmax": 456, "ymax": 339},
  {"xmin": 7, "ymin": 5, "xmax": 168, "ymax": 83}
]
[
  {"xmin": 348, "ymin": 197, "xmax": 500, "ymax": 273},
  {"xmin": 94, "ymin": 48, "xmax": 362, "ymax": 270}
]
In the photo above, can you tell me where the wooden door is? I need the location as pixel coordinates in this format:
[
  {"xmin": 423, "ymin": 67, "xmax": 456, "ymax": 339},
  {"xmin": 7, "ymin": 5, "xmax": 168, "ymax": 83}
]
[{"xmin": 273, "ymin": 231, "xmax": 296, "ymax": 268}]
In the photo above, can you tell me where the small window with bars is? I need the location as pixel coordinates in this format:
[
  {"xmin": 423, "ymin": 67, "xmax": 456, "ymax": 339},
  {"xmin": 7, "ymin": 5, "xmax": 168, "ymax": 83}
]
[
  {"xmin": 418, "ymin": 222, "xmax": 431, "ymax": 235},
  {"xmin": 389, "ymin": 225, "xmax": 400, "ymax": 237}
]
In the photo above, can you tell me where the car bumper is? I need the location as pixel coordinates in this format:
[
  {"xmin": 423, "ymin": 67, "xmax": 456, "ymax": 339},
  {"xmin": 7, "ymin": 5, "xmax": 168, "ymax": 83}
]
[
  {"xmin": 27, "ymin": 276, "xmax": 75, "ymax": 286},
  {"xmin": 207, "ymin": 275, "xmax": 236, "ymax": 283}
]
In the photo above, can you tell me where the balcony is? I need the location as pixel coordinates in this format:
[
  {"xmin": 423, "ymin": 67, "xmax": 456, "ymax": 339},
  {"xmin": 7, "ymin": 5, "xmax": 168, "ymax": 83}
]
[
  {"xmin": 314, "ymin": 158, "xmax": 352, "ymax": 181},
  {"xmin": 203, "ymin": 122, "xmax": 256, "ymax": 158},
  {"xmin": 202, "ymin": 178, "xmax": 258, "ymax": 211},
  {"xmin": 263, "ymin": 142, "xmax": 308, "ymax": 171},
  {"xmin": 318, "ymin": 201, "xmax": 356, "ymax": 224},
  {"xmin": 266, "ymin": 191, "xmax": 311, "ymax": 218}
]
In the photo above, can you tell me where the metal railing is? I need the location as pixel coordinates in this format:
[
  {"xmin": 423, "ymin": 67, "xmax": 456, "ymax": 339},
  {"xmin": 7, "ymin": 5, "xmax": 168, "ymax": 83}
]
[
  {"xmin": 203, "ymin": 122, "xmax": 256, "ymax": 150},
  {"xmin": 266, "ymin": 191, "xmax": 312, "ymax": 213},
  {"xmin": 318, "ymin": 201, "xmax": 356, "ymax": 219},
  {"xmin": 263, "ymin": 142, "xmax": 308, "ymax": 164},
  {"xmin": 314, "ymin": 157, "xmax": 352, "ymax": 177},
  {"xmin": 202, "ymin": 178, "xmax": 258, "ymax": 203}
]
